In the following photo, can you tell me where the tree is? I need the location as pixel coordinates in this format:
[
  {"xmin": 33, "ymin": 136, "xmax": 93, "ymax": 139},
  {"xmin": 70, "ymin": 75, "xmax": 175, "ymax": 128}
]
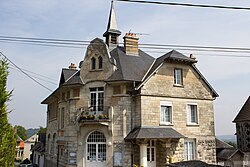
[
  {"xmin": 15, "ymin": 125, "xmax": 28, "ymax": 140},
  {"xmin": 38, "ymin": 126, "xmax": 46, "ymax": 134},
  {"xmin": 0, "ymin": 58, "xmax": 16, "ymax": 166}
]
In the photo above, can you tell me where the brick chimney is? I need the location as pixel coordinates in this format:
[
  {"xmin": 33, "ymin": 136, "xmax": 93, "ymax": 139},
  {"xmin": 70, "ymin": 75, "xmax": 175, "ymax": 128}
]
[
  {"xmin": 69, "ymin": 63, "xmax": 77, "ymax": 70},
  {"xmin": 123, "ymin": 33, "xmax": 139, "ymax": 56}
]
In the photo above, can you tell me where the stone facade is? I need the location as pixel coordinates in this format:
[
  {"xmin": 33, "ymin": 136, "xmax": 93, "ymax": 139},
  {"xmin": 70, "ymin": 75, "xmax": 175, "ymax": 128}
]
[{"xmin": 42, "ymin": 2, "xmax": 218, "ymax": 167}]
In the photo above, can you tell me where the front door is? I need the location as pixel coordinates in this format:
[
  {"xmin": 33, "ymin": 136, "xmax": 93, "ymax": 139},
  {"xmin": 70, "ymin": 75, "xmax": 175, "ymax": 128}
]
[
  {"xmin": 86, "ymin": 131, "xmax": 106, "ymax": 167},
  {"xmin": 147, "ymin": 140, "xmax": 156, "ymax": 167}
]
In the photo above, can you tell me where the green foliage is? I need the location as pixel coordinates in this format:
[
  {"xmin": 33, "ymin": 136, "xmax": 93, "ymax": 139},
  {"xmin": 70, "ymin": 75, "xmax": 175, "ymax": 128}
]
[
  {"xmin": 0, "ymin": 58, "xmax": 16, "ymax": 166},
  {"xmin": 38, "ymin": 126, "xmax": 46, "ymax": 134},
  {"xmin": 14, "ymin": 125, "xmax": 28, "ymax": 140}
]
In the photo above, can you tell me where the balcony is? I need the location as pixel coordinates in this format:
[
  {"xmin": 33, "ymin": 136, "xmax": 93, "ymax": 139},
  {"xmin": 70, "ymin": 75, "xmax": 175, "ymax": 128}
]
[{"xmin": 76, "ymin": 106, "xmax": 111, "ymax": 125}]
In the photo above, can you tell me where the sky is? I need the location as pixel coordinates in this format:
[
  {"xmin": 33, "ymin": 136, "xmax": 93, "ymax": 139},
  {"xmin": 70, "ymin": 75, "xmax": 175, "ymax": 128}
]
[{"xmin": 1, "ymin": 0, "xmax": 250, "ymax": 135}]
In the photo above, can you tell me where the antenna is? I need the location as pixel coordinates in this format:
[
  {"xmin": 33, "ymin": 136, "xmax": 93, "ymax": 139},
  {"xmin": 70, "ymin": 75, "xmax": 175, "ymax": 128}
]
[{"xmin": 128, "ymin": 30, "xmax": 150, "ymax": 36}]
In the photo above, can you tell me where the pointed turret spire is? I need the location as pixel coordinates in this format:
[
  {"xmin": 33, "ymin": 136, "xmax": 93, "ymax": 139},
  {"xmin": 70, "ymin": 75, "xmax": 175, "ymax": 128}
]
[{"xmin": 103, "ymin": 0, "xmax": 121, "ymax": 47}]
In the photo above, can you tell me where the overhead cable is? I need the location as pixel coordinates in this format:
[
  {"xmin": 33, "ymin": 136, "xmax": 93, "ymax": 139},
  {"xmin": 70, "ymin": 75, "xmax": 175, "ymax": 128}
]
[
  {"xmin": 116, "ymin": 0, "xmax": 250, "ymax": 11},
  {"xmin": 0, "ymin": 52, "xmax": 54, "ymax": 92}
]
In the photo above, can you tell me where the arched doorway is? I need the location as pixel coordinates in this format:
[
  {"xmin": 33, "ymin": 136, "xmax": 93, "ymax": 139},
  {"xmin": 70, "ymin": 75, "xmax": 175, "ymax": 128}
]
[{"xmin": 86, "ymin": 131, "xmax": 106, "ymax": 167}]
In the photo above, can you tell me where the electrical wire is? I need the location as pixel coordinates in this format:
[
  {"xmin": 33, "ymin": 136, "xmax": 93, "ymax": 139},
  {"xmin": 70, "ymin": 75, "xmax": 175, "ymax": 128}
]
[
  {"xmin": 1, "ymin": 35, "xmax": 250, "ymax": 57},
  {"xmin": 9, "ymin": 66, "xmax": 57, "ymax": 85},
  {"xmin": 116, "ymin": 0, "xmax": 250, "ymax": 11},
  {"xmin": 0, "ymin": 52, "xmax": 54, "ymax": 92}
]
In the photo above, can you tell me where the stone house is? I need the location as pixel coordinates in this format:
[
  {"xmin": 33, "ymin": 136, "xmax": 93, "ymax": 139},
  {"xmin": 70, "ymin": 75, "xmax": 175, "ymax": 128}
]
[
  {"xmin": 31, "ymin": 133, "xmax": 46, "ymax": 167},
  {"xmin": 233, "ymin": 96, "xmax": 250, "ymax": 166},
  {"xmin": 16, "ymin": 135, "xmax": 25, "ymax": 161},
  {"xmin": 216, "ymin": 138, "xmax": 244, "ymax": 167},
  {"xmin": 41, "ymin": 2, "xmax": 218, "ymax": 167}
]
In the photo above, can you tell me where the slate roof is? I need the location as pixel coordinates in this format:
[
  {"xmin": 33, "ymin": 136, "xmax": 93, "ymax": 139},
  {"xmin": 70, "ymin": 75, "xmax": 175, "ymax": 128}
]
[
  {"xmin": 59, "ymin": 68, "xmax": 79, "ymax": 86},
  {"xmin": 31, "ymin": 142, "xmax": 45, "ymax": 153},
  {"xmin": 216, "ymin": 138, "xmax": 233, "ymax": 149},
  {"xmin": 125, "ymin": 126, "xmax": 185, "ymax": 140},
  {"xmin": 233, "ymin": 96, "xmax": 250, "ymax": 122},
  {"xmin": 107, "ymin": 47, "xmax": 155, "ymax": 82},
  {"xmin": 217, "ymin": 149, "xmax": 244, "ymax": 160},
  {"xmin": 143, "ymin": 50, "xmax": 197, "ymax": 82},
  {"xmin": 42, "ymin": 69, "xmax": 83, "ymax": 104},
  {"xmin": 166, "ymin": 160, "xmax": 223, "ymax": 167},
  {"xmin": 62, "ymin": 70, "xmax": 83, "ymax": 86},
  {"xmin": 134, "ymin": 50, "xmax": 218, "ymax": 97}
]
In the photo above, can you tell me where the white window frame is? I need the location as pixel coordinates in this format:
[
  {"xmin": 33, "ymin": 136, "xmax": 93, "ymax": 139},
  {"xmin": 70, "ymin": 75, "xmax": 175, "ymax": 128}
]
[
  {"xmin": 147, "ymin": 140, "xmax": 156, "ymax": 162},
  {"xmin": 160, "ymin": 101, "xmax": 173, "ymax": 125},
  {"xmin": 174, "ymin": 68, "xmax": 183, "ymax": 86},
  {"xmin": 86, "ymin": 131, "xmax": 106, "ymax": 162},
  {"xmin": 184, "ymin": 139, "xmax": 196, "ymax": 161},
  {"xmin": 90, "ymin": 87, "xmax": 104, "ymax": 115},
  {"xmin": 187, "ymin": 103, "xmax": 198, "ymax": 125}
]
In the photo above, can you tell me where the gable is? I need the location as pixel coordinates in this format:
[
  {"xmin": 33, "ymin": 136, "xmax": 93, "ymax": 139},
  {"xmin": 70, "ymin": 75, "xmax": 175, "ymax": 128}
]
[
  {"xmin": 141, "ymin": 61, "xmax": 216, "ymax": 99},
  {"xmin": 80, "ymin": 38, "xmax": 115, "ymax": 83},
  {"xmin": 233, "ymin": 96, "xmax": 250, "ymax": 122}
]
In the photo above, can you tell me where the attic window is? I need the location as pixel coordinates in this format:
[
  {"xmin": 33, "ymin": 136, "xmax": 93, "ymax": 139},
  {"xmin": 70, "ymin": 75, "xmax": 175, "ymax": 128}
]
[
  {"xmin": 91, "ymin": 57, "xmax": 96, "ymax": 70},
  {"xmin": 98, "ymin": 56, "xmax": 103, "ymax": 69},
  {"xmin": 174, "ymin": 68, "xmax": 183, "ymax": 86}
]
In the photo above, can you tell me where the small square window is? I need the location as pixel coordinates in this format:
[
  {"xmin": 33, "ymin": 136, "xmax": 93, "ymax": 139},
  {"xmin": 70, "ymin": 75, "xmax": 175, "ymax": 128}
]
[
  {"xmin": 174, "ymin": 68, "xmax": 183, "ymax": 85},
  {"xmin": 187, "ymin": 104, "xmax": 198, "ymax": 124}
]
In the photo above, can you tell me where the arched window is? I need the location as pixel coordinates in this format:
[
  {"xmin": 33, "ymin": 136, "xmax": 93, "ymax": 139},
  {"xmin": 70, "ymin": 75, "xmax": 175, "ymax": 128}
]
[
  {"xmin": 98, "ymin": 56, "xmax": 103, "ymax": 69},
  {"xmin": 91, "ymin": 57, "xmax": 96, "ymax": 70},
  {"xmin": 47, "ymin": 134, "xmax": 51, "ymax": 154},
  {"xmin": 86, "ymin": 131, "xmax": 106, "ymax": 162},
  {"xmin": 51, "ymin": 133, "xmax": 56, "ymax": 156}
]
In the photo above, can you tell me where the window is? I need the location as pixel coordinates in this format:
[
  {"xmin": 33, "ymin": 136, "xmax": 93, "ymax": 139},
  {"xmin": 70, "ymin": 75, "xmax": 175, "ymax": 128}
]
[
  {"xmin": 47, "ymin": 134, "xmax": 51, "ymax": 154},
  {"xmin": 187, "ymin": 104, "xmax": 198, "ymax": 124},
  {"xmin": 111, "ymin": 35, "xmax": 117, "ymax": 44},
  {"xmin": 98, "ymin": 56, "xmax": 103, "ymax": 69},
  {"xmin": 174, "ymin": 68, "xmax": 183, "ymax": 85},
  {"xmin": 61, "ymin": 92, "xmax": 65, "ymax": 101},
  {"xmin": 147, "ymin": 140, "xmax": 155, "ymax": 162},
  {"xmin": 184, "ymin": 140, "xmax": 195, "ymax": 161},
  {"xmin": 87, "ymin": 131, "xmax": 106, "ymax": 162},
  {"xmin": 90, "ymin": 87, "xmax": 104, "ymax": 115},
  {"xmin": 67, "ymin": 91, "xmax": 70, "ymax": 99},
  {"xmin": 160, "ymin": 102, "xmax": 172, "ymax": 124},
  {"xmin": 60, "ymin": 108, "xmax": 65, "ymax": 129},
  {"xmin": 91, "ymin": 57, "xmax": 96, "ymax": 70},
  {"xmin": 73, "ymin": 88, "xmax": 80, "ymax": 97}
]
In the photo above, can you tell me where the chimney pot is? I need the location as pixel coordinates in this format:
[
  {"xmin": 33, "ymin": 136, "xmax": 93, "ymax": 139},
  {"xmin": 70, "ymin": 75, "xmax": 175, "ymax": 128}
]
[
  {"xmin": 69, "ymin": 63, "xmax": 77, "ymax": 70},
  {"xmin": 123, "ymin": 33, "xmax": 139, "ymax": 56}
]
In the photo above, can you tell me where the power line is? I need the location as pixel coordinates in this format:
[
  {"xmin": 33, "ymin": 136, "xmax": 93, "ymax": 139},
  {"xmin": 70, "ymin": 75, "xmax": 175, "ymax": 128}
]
[
  {"xmin": 0, "ymin": 40, "xmax": 84, "ymax": 49},
  {"xmin": 1, "ymin": 35, "xmax": 250, "ymax": 57},
  {"xmin": 9, "ymin": 66, "xmax": 57, "ymax": 85},
  {"xmin": 2, "ymin": 35, "xmax": 250, "ymax": 52},
  {"xmin": 0, "ymin": 35, "xmax": 90, "ymax": 43},
  {"xmin": 0, "ymin": 52, "xmax": 54, "ymax": 92},
  {"xmin": 9, "ymin": 64, "xmax": 57, "ymax": 83},
  {"xmin": 116, "ymin": 0, "xmax": 250, "ymax": 11}
]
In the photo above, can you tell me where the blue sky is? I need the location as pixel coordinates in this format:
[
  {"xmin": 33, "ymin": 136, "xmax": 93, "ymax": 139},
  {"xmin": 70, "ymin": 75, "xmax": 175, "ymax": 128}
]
[{"xmin": 1, "ymin": 0, "xmax": 250, "ymax": 135}]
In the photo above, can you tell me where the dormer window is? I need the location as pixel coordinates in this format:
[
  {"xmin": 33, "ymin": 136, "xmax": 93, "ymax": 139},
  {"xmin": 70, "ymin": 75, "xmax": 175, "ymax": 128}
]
[
  {"xmin": 98, "ymin": 56, "xmax": 103, "ymax": 69},
  {"xmin": 91, "ymin": 57, "xmax": 96, "ymax": 70}
]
